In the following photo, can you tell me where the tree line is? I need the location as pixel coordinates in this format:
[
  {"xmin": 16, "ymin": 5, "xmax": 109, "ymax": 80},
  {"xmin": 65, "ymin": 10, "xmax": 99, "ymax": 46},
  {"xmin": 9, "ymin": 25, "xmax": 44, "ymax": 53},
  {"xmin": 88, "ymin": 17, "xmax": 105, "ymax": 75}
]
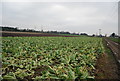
[{"xmin": 0, "ymin": 26, "xmax": 88, "ymax": 36}]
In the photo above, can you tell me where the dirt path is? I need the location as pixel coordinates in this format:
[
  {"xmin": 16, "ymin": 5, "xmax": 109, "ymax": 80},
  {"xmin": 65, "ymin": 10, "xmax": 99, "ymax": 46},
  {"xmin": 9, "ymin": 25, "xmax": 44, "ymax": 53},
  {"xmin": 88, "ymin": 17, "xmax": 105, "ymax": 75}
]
[
  {"xmin": 95, "ymin": 53, "xmax": 119, "ymax": 79},
  {"xmin": 95, "ymin": 38, "xmax": 120, "ymax": 80},
  {"xmin": 104, "ymin": 38, "xmax": 120, "ymax": 65}
]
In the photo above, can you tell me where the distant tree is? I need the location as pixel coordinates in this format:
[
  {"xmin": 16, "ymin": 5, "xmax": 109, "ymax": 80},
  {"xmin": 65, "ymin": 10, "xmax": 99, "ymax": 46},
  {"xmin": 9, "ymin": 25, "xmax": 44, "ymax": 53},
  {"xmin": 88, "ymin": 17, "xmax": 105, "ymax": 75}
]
[
  {"xmin": 80, "ymin": 33, "xmax": 88, "ymax": 36},
  {"xmin": 110, "ymin": 33, "xmax": 116, "ymax": 37},
  {"xmin": 92, "ymin": 34, "xmax": 95, "ymax": 37},
  {"xmin": 0, "ymin": 26, "xmax": 80, "ymax": 35}
]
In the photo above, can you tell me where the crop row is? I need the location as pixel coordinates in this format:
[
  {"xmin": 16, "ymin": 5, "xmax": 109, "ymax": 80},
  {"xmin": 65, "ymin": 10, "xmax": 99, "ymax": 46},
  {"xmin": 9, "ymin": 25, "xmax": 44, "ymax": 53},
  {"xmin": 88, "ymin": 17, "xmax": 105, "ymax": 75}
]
[{"xmin": 1, "ymin": 37, "xmax": 104, "ymax": 80}]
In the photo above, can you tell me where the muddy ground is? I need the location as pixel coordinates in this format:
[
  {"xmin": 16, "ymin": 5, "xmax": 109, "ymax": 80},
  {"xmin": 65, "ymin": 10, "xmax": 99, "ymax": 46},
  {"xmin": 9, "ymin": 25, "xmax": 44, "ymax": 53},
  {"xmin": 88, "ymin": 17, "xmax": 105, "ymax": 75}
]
[
  {"xmin": 95, "ymin": 38, "xmax": 120, "ymax": 80},
  {"xmin": 1, "ymin": 31, "xmax": 79, "ymax": 37}
]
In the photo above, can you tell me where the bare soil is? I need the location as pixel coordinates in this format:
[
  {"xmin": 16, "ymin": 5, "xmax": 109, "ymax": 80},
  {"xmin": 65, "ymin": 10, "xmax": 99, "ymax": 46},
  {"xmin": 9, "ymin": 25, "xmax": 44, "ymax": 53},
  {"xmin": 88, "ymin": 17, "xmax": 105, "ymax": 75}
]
[
  {"xmin": 95, "ymin": 53, "xmax": 119, "ymax": 79},
  {"xmin": 95, "ymin": 38, "xmax": 120, "ymax": 80},
  {"xmin": 104, "ymin": 38, "xmax": 120, "ymax": 62},
  {"xmin": 1, "ymin": 31, "xmax": 79, "ymax": 37}
]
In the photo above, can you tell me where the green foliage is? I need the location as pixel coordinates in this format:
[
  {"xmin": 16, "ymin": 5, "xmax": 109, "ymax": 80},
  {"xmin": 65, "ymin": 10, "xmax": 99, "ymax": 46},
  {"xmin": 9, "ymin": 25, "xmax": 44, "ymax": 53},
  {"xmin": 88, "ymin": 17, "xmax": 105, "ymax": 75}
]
[
  {"xmin": 109, "ymin": 37, "xmax": 120, "ymax": 43},
  {"xmin": 2, "ymin": 37, "xmax": 104, "ymax": 80},
  {"xmin": 3, "ymin": 72, "xmax": 17, "ymax": 81}
]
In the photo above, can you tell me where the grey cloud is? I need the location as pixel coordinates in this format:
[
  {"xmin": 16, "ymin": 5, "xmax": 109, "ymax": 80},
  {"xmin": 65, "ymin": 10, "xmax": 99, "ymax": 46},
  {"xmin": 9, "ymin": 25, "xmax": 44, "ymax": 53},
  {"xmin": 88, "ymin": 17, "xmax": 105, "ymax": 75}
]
[
  {"xmin": 2, "ymin": 0, "xmax": 120, "ymax": 2},
  {"xmin": 2, "ymin": 2, "xmax": 118, "ymax": 35}
]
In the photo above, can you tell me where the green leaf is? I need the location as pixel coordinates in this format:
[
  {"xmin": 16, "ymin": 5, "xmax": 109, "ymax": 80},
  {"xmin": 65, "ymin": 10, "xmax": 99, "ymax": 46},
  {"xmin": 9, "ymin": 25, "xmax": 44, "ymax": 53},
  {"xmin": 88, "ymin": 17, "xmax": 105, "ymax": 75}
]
[
  {"xmin": 81, "ymin": 71, "xmax": 89, "ymax": 79},
  {"xmin": 48, "ymin": 66, "xmax": 55, "ymax": 74},
  {"xmin": 87, "ymin": 76, "xmax": 94, "ymax": 79},
  {"xmin": 3, "ymin": 75, "xmax": 17, "ymax": 81},
  {"xmin": 34, "ymin": 76, "xmax": 41, "ymax": 81},
  {"xmin": 0, "ymin": 75, "xmax": 3, "ymax": 81},
  {"xmin": 19, "ymin": 65, "xmax": 24, "ymax": 68},
  {"xmin": 68, "ymin": 69, "xmax": 77, "ymax": 79}
]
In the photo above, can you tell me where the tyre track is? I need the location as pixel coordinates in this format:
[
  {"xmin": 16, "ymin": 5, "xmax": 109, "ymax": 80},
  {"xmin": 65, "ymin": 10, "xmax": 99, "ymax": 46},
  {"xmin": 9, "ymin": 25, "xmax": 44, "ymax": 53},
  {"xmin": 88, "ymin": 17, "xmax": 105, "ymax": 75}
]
[
  {"xmin": 104, "ymin": 38, "xmax": 120, "ymax": 64},
  {"xmin": 104, "ymin": 38, "xmax": 120, "ymax": 79}
]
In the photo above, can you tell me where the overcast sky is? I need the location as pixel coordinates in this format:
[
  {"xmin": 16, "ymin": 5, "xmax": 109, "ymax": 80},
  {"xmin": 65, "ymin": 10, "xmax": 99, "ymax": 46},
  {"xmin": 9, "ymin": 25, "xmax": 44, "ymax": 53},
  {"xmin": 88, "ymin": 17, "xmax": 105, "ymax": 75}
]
[{"xmin": 1, "ymin": 0, "xmax": 119, "ymax": 35}]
